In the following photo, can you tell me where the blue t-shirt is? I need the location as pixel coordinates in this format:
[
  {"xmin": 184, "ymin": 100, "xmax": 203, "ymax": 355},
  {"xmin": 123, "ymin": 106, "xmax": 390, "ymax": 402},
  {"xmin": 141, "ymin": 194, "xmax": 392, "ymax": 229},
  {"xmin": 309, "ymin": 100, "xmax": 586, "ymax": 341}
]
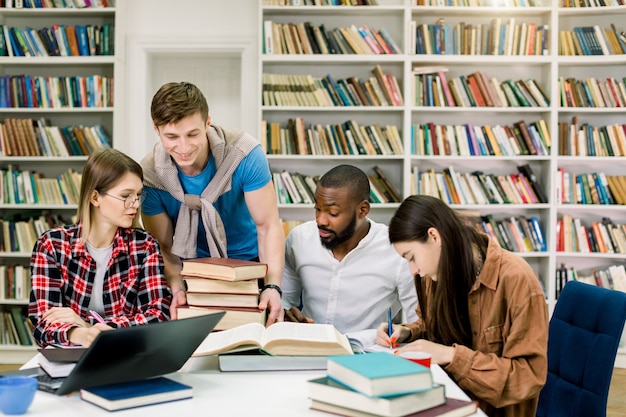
[{"xmin": 142, "ymin": 145, "xmax": 271, "ymax": 260}]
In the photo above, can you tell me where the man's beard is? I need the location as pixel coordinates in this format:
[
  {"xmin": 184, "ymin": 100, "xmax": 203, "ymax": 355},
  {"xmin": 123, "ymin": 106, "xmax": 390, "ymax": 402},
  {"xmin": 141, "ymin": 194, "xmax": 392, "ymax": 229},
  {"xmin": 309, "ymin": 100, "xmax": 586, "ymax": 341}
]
[{"xmin": 319, "ymin": 214, "xmax": 357, "ymax": 250}]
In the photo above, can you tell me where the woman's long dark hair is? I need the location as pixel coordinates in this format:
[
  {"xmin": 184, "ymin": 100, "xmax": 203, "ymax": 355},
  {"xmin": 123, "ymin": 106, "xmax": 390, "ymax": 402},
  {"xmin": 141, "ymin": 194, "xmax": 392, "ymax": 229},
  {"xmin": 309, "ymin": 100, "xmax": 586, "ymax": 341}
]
[{"xmin": 389, "ymin": 195, "xmax": 485, "ymax": 346}]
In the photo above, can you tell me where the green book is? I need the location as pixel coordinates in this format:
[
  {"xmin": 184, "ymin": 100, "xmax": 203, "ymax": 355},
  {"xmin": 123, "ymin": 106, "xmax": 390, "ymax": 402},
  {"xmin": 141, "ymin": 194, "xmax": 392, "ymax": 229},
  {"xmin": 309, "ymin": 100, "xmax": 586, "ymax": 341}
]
[
  {"xmin": 308, "ymin": 376, "xmax": 445, "ymax": 417},
  {"xmin": 0, "ymin": 25, "xmax": 6, "ymax": 56},
  {"xmin": 327, "ymin": 352, "xmax": 433, "ymax": 397}
]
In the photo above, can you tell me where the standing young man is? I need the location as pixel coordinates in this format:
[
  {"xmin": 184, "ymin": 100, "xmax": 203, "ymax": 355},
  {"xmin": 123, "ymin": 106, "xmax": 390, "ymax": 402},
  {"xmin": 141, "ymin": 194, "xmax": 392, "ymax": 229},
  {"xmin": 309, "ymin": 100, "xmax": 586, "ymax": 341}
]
[
  {"xmin": 282, "ymin": 165, "xmax": 417, "ymax": 334},
  {"xmin": 141, "ymin": 82, "xmax": 284, "ymax": 324}
]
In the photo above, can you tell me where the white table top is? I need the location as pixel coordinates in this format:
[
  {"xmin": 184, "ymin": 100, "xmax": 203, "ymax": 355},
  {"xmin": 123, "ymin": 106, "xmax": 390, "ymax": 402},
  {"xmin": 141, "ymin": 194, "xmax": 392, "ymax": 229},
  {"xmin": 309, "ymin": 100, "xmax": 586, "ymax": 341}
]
[{"xmin": 22, "ymin": 355, "xmax": 486, "ymax": 417}]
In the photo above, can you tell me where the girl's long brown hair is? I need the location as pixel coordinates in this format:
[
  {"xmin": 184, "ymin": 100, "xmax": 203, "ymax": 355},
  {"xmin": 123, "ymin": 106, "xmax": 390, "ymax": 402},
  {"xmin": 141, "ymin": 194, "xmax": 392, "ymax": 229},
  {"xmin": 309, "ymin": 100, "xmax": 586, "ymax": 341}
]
[{"xmin": 389, "ymin": 195, "xmax": 486, "ymax": 346}]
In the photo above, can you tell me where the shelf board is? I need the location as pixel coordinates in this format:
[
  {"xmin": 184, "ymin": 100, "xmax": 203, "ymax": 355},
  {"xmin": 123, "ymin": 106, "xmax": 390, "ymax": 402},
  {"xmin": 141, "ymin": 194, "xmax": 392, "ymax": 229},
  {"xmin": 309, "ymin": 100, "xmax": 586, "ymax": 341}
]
[
  {"xmin": 409, "ymin": 155, "xmax": 551, "ymax": 161},
  {"xmin": 558, "ymin": 5, "xmax": 626, "ymax": 16},
  {"xmin": 0, "ymin": 56, "xmax": 115, "ymax": 65},
  {"xmin": 410, "ymin": 5, "xmax": 552, "ymax": 17},
  {"xmin": 267, "ymin": 154, "xmax": 402, "ymax": 160},
  {"xmin": 556, "ymin": 252, "xmax": 626, "ymax": 260},
  {"xmin": 262, "ymin": 5, "xmax": 404, "ymax": 16},
  {"xmin": 0, "ymin": 7, "xmax": 115, "ymax": 16},
  {"xmin": 556, "ymin": 204, "xmax": 626, "ymax": 212},
  {"xmin": 0, "ymin": 107, "xmax": 114, "ymax": 113},
  {"xmin": 409, "ymin": 106, "xmax": 551, "ymax": 114},
  {"xmin": 0, "ymin": 203, "xmax": 78, "ymax": 209},
  {"xmin": 278, "ymin": 202, "xmax": 399, "ymax": 209},
  {"xmin": 449, "ymin": 203, "xmax": 550, "ymax": 209},
  {"xmin": 0, "ymin": 156, "xmax": 88, "ymax": 162},
  {"xmin": 0, "ymin": 345, "xmax": 36, "ymax": 365},
  {"xmin": 558, "ymin": 55, "xmax": 626, "ymax": 66},
  {"xmin": 261, "ymin": 105, "xmax": 403, "ymax": 112},
  {"xmin": 557, "ymin": 107, "xmax": 626, "ymax": 114},
  {"xmin": 262, "ymin": 54, "xmax": 405, "ymax": 63},
  {"xmin": 0, "ymin": 298, "xmax": 29, "ymax": 304},
  {"xmin": 409, "ymin": 55, "xmax": 552, "ymax": 65}
]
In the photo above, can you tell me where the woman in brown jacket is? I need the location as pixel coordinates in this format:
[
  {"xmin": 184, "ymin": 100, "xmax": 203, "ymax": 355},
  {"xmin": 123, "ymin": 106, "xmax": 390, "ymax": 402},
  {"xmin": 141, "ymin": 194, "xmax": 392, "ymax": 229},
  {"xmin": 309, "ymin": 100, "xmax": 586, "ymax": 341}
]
[{"xmin": 377, "ymin": 195, "xmax": 548, "ymax": 417}]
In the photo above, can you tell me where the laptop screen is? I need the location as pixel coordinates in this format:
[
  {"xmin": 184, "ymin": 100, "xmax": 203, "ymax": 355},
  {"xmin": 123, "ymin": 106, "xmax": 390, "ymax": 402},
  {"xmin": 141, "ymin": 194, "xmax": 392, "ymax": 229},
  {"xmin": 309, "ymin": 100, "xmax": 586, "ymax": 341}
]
[{"xmin": 50, "ymin": 312, "xmax": 225, "ymax": 395}]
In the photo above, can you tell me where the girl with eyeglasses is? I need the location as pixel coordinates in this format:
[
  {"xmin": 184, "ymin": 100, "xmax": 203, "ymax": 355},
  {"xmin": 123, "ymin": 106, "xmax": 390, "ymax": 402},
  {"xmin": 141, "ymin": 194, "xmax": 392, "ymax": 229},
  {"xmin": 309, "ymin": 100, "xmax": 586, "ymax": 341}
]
[{"xmin": 29, "ymin": 148, "xmax": 172, "ymax": 347}]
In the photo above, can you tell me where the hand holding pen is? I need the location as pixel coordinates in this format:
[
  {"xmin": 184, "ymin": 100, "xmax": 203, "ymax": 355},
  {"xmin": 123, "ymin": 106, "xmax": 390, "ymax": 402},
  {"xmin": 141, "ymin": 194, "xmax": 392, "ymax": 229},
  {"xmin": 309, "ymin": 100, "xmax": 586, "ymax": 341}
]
[{"xmin": 90, "ymin": 310, "xmax": 107, "ymax": 325}]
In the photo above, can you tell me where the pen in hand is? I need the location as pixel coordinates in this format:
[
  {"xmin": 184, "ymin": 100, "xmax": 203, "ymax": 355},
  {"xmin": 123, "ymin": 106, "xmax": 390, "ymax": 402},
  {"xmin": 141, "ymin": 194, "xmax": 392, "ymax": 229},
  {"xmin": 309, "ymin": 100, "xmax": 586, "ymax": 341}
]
[
  {"xmin": 90, "ymin": 310, "xmax": 106, "ymax": 325},
  {"xmin": 387, "ymin": 308, "xmax": 393, "ymax": 349}
]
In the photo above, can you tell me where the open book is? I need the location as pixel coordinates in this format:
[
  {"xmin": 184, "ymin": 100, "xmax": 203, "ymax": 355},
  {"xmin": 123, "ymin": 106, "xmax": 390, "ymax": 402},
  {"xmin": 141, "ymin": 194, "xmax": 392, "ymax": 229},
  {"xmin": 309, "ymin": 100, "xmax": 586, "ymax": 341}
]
[{"xmin": 191, "ymin": 322, "xmax": 353, "ymax": 357}]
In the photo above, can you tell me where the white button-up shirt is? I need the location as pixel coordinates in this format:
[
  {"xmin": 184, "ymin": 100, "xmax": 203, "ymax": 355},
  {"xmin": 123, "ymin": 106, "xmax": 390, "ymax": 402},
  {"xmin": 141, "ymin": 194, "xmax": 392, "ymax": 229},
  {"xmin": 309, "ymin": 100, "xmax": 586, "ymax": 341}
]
[{"xmin": 282, "ymin": 219, "xmax": 418, "ymax": 334}]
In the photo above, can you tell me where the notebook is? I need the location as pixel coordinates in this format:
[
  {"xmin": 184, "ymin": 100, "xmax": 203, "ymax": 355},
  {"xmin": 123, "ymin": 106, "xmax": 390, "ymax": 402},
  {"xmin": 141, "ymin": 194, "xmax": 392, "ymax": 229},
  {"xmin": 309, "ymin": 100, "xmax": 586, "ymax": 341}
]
[{"xmin": 37, "ymin": 312, "xmax": 225, "ymax": 396}]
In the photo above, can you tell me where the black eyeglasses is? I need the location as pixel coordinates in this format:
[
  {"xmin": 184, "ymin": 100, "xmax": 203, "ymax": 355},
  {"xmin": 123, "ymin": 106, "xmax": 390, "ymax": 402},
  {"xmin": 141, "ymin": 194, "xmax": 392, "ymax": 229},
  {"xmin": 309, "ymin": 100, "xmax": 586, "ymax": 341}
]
[{"xmin": 102, "ymin": 193, "xmax": 141, "ymax": 209}]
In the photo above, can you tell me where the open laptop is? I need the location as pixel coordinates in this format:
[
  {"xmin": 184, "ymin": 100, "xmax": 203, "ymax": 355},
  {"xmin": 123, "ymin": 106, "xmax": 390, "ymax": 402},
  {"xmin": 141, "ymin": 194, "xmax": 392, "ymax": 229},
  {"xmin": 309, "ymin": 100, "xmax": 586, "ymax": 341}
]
[{"xmin": 35, "ymin": 312, "xmax": 225, "ymax": 395}]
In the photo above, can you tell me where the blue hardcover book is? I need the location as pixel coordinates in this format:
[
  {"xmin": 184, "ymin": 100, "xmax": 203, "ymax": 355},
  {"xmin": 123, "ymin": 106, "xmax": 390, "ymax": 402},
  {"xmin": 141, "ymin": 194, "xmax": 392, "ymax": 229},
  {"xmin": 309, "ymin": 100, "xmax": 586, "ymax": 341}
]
[
  {"xmin": 0, "ymin": 75, "xmax": 8, "ymax": 108},
  {"xmin": 74, "ymin": 25, "xmax": 90, "ymax": 56},
  {"xmin": 7, "ymin": 28, "xmax": 25, "ymax": 57},
  {"xmin": 529, "ymin": 216, "xmax": 547, "ymax": 252},
  {"xmin": 327, "ymin": 352, "xmax": 432, "ymax": 397},
  {"xmin": 80, "ymin": 377, "xmax": 192, "ymax": 411},
  {"xmin": 573, "ymin": 27, "xmax": 590, "ymax": 56}
]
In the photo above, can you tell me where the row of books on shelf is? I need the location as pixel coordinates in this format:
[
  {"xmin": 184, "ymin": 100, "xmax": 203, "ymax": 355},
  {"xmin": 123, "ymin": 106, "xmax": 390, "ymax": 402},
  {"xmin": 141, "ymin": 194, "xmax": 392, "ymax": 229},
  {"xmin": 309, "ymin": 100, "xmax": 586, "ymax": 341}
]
[
  {"xmin": 556, "ymin": 264, "xmax": 626, "ymax": 300},
  {"xmin": 411, "ymin": 164, "xmax": 548, "ymax": 205},
  {"xmin": 0, "ymin": 264, "xmax": 30, "ymax": 300},
  {"xmin": 0, "ymin": 0, "xmax": 114, "ymax": 8},
  {"xmin": 262, "ymin": 118, "xmax": 403, "ymax": 156},
  {"xmin": 0, "ymin": 74, "xmax": 114, "ymax": 109},
  {"xmin": 558, "ymin": 119, "xmax": 626, "ymax": 157},
  {"xmin": 559, "ymin": 24, "xmax": 626, "ymax": 56},
  {"xmin": 555, "ymin": 170, "xmax": 625, "ymax": 205},
  {"xmin": 559, "ymin": 77, "xmax": 626, "ymax": 108},
  {"xmin": 1, "ymin": 119, "xmax": 111, "ymax": 157},
  {"xmin": 562, "ymin": 0, "xmax": 626, "ymax": 7},
  {"xmin": 1, "ymin": 306, "xmax": 34, "ymax": 347},
  {"xmin": 556, "ymin": 215, "xmax": 626, "ymax": 254},
  {"xmin": 263, "ymin": 0, "xmax": 378, "ymax": 5},
  {"xmin": 0, "ymin": 212, "xmax": 69, "ymax": 253},
  {"xmin": 263, "ymin": 66, "xmax": 403, "ymax": 107},
  {"xmin": 411, "ymin": 119, "xmax": 550, "ymax": 157},
  {"xmin": 176, "ymin": 257, "xmax": 268, "ymax": 330},
  {"xmin": 470, "ymin": 213, "xmax": 546, "ymax": 253},
  {"xmin": 413, "ymin": 67, "xmax": 550, "ymax": 109},
  {"xmin": 0, "ymin": 22, "xmax": 114, "ymax": 58},
  {"xmin": 308, "ymin": 353, "xmax": 477, "ymax": 417},
  {"xmin": 274, "ymin": 165, "xmax": 400, "ymax": 205},
  {"xmin": 263, "ymin": 20, "xmax": 401, "ymax": 55},
  {"xmin": 409, "ymin": 18, "xmax": 549, "ymax": 56},
  {"xmin": 413, "ymin": 0, "xmax": 538, "ymax": 5},
  {"xmin": 1, "ymin": 166, "xmax": 82, "ymax": 205}
]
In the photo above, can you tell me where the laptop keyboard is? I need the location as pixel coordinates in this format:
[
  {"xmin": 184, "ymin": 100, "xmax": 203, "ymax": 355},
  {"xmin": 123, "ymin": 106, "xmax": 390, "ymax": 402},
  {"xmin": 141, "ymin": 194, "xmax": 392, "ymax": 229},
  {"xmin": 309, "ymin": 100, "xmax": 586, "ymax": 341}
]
[{"xmin": 37, "ymin": 373, "xmax": 65, "ymax": 393}]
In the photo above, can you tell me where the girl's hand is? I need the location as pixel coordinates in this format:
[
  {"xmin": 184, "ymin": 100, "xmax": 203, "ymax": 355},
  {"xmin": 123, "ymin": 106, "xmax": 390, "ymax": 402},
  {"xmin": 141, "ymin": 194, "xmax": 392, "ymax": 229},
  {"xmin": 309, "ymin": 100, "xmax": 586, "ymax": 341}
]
[
  {"xmin": 395, "ymin": 339, "xmax": 455, "ymax": 366},
  {"xmin": 375, "ymin": 322, "xmax": 410, "ymax": 348},
  {"xmin": 68, "ymin": 324, "xmax": 113, "ymax": 347}
]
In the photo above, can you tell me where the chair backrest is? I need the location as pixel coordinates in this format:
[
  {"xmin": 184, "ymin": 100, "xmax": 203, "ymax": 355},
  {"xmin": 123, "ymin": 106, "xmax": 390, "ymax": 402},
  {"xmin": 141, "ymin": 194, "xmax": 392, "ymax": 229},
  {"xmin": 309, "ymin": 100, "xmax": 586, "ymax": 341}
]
[{"xmin": 536, "ymin": 280, "xmax": 626, "ymax": 417}]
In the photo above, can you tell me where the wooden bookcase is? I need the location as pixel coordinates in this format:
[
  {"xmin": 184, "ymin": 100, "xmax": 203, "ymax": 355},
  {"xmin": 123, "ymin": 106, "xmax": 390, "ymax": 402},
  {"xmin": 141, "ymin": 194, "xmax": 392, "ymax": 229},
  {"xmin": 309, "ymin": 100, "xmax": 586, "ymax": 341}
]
[
  {"xmin": 0, "ymin": 4, "xmax": 116, "ymax": 364},
  {"xmin": 259, "ymin": 0, "xmax": 626, "ymax": 367}
]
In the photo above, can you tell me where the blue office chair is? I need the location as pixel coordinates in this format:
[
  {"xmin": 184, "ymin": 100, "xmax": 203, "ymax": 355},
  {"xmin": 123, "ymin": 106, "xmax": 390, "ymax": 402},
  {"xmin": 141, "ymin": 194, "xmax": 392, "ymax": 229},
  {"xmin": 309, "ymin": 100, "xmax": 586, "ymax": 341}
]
[{"xmin": 536, "ymin": 280, "xmax": 626, "ymax": 417}]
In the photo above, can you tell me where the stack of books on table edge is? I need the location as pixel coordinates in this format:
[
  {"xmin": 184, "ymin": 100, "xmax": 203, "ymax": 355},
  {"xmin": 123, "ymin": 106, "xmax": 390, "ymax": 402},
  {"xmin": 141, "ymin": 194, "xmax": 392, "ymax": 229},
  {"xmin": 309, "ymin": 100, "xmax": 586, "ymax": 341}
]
[
  {"xmin": 79, "ymin": 376, "xmax": 192, "ymax": 411},
  {"xmin": 308, "ymin": 352, "xmax": 477, "ymax": 417},
  {"xmin": 178, "ymin": 257, "xmax": 267, "ymax": 330}
]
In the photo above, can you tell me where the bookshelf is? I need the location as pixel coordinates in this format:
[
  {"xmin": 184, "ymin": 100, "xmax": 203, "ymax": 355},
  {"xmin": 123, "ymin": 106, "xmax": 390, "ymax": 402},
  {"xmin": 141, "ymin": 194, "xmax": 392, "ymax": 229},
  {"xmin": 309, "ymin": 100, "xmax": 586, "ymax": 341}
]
[
  {"xmin": 259, "ymin": 1, "xmax": 626, "ymax": 366},
  {"xmin": 0, "ymin": 4, "xmax": 116, "ymax": 364}
]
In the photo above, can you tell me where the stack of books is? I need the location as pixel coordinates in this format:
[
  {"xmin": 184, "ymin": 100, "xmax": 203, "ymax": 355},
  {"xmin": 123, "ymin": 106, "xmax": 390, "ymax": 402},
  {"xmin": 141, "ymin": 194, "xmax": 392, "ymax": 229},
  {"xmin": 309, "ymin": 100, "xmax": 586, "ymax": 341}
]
[
  {"xmin": 307, "ymin": 352, "xmax": 477, "ymax": 417},
  {"xmin": 177, "ymin": 257, "xmax": 267, "ymax": 330}
]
